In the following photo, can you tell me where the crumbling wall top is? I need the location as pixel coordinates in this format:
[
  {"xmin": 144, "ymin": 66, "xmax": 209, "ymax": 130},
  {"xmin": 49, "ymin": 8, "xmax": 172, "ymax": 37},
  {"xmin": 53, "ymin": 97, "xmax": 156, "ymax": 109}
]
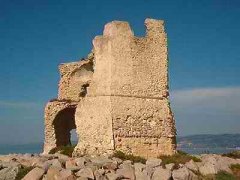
[
  {"xmin": 145, "ymin": 18, "xmax": 165, "ymax": 36},
  {"xmin": 88, "ymin": 18, "xmax": 168, "ymax": 98},
  {"xmin": 103, "ymin": 21, "xmax": 134, "ymax": 37},
  {"xmin": 58, "ymin": 58, "xmax": 94, "ymax": 101}
]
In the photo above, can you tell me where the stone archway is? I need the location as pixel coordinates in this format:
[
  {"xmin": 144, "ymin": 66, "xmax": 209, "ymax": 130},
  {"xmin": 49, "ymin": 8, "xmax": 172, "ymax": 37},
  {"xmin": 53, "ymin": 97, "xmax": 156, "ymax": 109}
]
[
  {"xmin": 54, "ymin": 107, "xmax": 76, "ymax": 147},
  {"xmin": 43, "ymin": 101, "xmax": 78, "ymax": 154}
]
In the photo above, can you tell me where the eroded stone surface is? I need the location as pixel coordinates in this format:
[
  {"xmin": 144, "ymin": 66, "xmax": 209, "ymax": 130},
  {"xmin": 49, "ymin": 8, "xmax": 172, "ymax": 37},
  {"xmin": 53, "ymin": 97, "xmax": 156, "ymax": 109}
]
[
  {"xmin": 22, "ymin": 167, "xmax": 45, "ymax": 180},
  {"xmin": 43, "ymin": 18, "xmax": 176, "ymax": 157}
]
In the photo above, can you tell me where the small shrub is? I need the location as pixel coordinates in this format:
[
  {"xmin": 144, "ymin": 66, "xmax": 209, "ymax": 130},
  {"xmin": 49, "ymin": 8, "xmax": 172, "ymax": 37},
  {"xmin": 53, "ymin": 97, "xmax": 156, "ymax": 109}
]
[
  {"xmin": 158, "ymin": 150, "xmax": 201, "ymax": 166},
  {"xmin": 49, "ymin": 148, "xmax": 57, "ymax": 154},
  {"xmin": 112, "ymin": 151, "xmax": 146, "ymax": 164},
  {"xmin": 230, "ymin": 164, "xmax": 240, "ymax": 178},
  {"xmin": 15, "ymin": 166, "xmax": 34, "ymax": 180},
  {"xmin": 49, "ymin": 144, "xmax": 76, "ymax": 157},
  {"xmin": 231, "ymin": 164, "xmax": 240, "ymax": 170},
  {"xmin": 200, "ymin": 165, "xmax": 240, "ymax": 180},
  {"xmin": 215, "ymin": 171, "xmax": 236, "ymax": 180},
  {"xmin": 223, "ymin": 151, "xmax": 240, "ymax": 159}
]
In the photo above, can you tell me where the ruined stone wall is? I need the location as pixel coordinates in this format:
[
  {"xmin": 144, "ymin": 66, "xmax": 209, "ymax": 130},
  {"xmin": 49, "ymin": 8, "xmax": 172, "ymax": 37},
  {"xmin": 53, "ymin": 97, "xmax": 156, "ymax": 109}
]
[
  {"xmin": 74, "ymin": 19, "xmax": 176, "ymax": 158},
  {"xmin": 58, "ymin": 60, "xmax": 94, "ymax": 101},
  {"xmin": 44, "ymin": 18, "xmax": 176, "ymax": 157},
  {"xmin": 88, "ymin": 19, "xmax": 168, "ymax": 98},
  {"xmin": 44, "ymin": 56, "xmax": 94, "ymax": 154}
]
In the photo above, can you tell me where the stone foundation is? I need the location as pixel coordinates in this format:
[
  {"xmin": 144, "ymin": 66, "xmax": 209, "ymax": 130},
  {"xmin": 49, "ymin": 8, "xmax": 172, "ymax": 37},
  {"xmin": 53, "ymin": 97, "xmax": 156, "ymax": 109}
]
[
  {"xmin": 73, "ymin": 96, "xmax": 176, "ymax": 157},
  {"xmin": 115, "ymin": 137, "xmax": 176, "ymax": 158}
]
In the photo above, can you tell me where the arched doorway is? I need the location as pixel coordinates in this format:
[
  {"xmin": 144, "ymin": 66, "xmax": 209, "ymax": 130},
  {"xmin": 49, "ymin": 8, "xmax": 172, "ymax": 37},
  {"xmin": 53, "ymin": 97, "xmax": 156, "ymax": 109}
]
[{"xmin": 53, "ymin": 107, "xmax": 77, "ymax": 147}]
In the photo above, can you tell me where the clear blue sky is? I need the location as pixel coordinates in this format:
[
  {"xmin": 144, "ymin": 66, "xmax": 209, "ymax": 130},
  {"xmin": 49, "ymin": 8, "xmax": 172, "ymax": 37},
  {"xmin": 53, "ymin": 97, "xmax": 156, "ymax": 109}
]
[{"xmin": 0, "ymin": 0, "xmax": 240, "ymax": 144}]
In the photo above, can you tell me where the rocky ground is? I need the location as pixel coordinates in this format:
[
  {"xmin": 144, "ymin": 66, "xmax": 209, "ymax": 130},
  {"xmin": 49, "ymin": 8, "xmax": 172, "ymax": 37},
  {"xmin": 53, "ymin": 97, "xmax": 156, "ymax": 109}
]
[{"xmin": 0, "ymin": 152, "xmax": 240, "ymax": 180}]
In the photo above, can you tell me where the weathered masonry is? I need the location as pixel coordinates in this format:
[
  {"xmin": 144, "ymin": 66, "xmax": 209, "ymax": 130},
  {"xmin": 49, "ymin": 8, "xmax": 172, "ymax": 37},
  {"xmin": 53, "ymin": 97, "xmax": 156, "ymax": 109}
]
[{"xmin": 43, "ymin": 18, "xmax": 176, "ymax": 158}]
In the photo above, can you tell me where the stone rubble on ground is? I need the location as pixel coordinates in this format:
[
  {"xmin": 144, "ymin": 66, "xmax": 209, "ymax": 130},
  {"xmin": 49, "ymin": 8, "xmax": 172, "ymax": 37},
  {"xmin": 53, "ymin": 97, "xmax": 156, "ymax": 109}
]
[
  {"xmin": 198, "ymin": 154, "xmax": 240, "ymax": 176},
  {"xmin": 172, "ymin": 166, "xmax": 198, "ymax": 180},
  {"xmin": 0, "ymin": 166, "xmax": 19, "ymax": 180},
  {"xmin": 0, "ymin": 153, "xmax": 240, "ymax": 180},
  {"xmin": 185, "ymin": 160, "xmax": 198, "ymax": 172},
  {"xmin": 152, "ymin": 166, "xmax": 171, "ymax": 180},
  {"xmin": 22, "ymin": 167, "xmax": 45, "ymax": 180}
]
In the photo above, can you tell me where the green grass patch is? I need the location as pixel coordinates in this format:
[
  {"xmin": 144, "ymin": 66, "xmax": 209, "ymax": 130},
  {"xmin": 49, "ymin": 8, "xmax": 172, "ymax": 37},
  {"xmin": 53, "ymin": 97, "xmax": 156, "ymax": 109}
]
[
  {"xmin": 223, "ymin": 151, "xmax": 240, "ymax": 159},
  {"xmin": 200, "ymin": 171, "xmax": 238, "ymax": 180},
  {"xmin": 49, "ymin": 144, "xmax": 76, "ymax": 157},
  {"xmin": 15, "ymin": 166, "xmax": 34, "ymax": 180},
  {"xmin": 215, "ymin": 171, "xmax": 236, "ymax": 180},
  {"xmin": 231, "ymin": 164, "xmax": 240, "ymax": 170},
  {"xmin": 230, "ymin": 164, "xmax": 240, "ymax": 179},
  {"xmin": 112, "ymin": 151, "xmax": 146, "ymax": 164},
  {"xmin": 158, "ymin": 150, "xmax": 201, "ymax": 167}
]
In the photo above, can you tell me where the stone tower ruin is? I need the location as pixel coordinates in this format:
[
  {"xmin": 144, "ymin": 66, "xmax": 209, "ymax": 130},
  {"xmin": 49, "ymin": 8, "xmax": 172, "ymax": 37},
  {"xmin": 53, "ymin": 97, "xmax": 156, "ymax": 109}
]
[{"xmin": 43, "ymin": 18, "xmax": 176, "ymax": 158}]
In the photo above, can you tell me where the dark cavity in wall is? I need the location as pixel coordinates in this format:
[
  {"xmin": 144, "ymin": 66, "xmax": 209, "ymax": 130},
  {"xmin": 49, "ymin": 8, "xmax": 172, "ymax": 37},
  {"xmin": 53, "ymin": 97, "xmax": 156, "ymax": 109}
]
[
  {"xmin": 53, "ymin": 107, "xmax": 77, "ymax": 147},
  {"xmin": 80, "ymin": 83, "xmax": 89, "ymax": 97}
]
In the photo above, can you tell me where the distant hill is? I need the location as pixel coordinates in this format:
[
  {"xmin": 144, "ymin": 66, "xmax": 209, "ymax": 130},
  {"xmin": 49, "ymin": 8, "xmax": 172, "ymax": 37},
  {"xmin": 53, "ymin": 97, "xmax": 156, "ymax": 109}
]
[{"xmin": 177, "ymin": 134, "xmax": 240, "ymax": 149}]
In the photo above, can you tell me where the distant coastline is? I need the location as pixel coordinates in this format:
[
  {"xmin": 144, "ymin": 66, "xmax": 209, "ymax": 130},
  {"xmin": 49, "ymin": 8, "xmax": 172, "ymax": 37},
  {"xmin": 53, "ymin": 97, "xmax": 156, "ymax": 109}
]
[{"xmin": 0, "ymin": 134, "xmax": 239, "ymax": 155}]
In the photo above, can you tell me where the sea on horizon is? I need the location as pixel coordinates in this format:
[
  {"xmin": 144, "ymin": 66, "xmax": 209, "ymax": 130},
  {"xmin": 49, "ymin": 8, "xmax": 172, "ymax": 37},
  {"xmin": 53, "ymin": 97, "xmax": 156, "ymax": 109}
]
[
  {"xmin": 0, "ymin": 143, "xmax": 43, "ymax": 155},
  {"xmin": 0, "ymin": 143, "xmax": 237, "ymax": 155}
]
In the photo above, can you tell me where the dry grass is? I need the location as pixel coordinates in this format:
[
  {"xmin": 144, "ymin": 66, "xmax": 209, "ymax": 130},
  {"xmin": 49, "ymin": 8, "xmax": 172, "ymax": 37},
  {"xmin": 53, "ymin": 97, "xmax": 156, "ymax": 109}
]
[
  {"xmin": 15, "ymin": 166, "xmax": 34, "ymax": 180},
  {"xmin": 230, "ymin": 164, "xmax": 240, "ymax": 179},
  {"xmin": 223, "ymin": 151, "xmax": 240, "ymax": 159},
  {"xmin": 158, "ymin": 150, "xmax": 201, "ymax": 167},
  {"xmin": 49, "ymin": 144, "xmax": 76, "ymax": 157},
  {"xmin": 112, "ymin": 151, "xmax": 146, "ymax": 164}
]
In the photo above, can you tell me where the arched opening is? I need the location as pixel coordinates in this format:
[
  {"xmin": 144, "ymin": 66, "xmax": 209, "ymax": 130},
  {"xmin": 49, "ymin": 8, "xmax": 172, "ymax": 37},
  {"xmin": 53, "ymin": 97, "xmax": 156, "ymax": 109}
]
[{"xmin": 53, "ymin": 107, "xmax": 77, "ymax": 147}]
